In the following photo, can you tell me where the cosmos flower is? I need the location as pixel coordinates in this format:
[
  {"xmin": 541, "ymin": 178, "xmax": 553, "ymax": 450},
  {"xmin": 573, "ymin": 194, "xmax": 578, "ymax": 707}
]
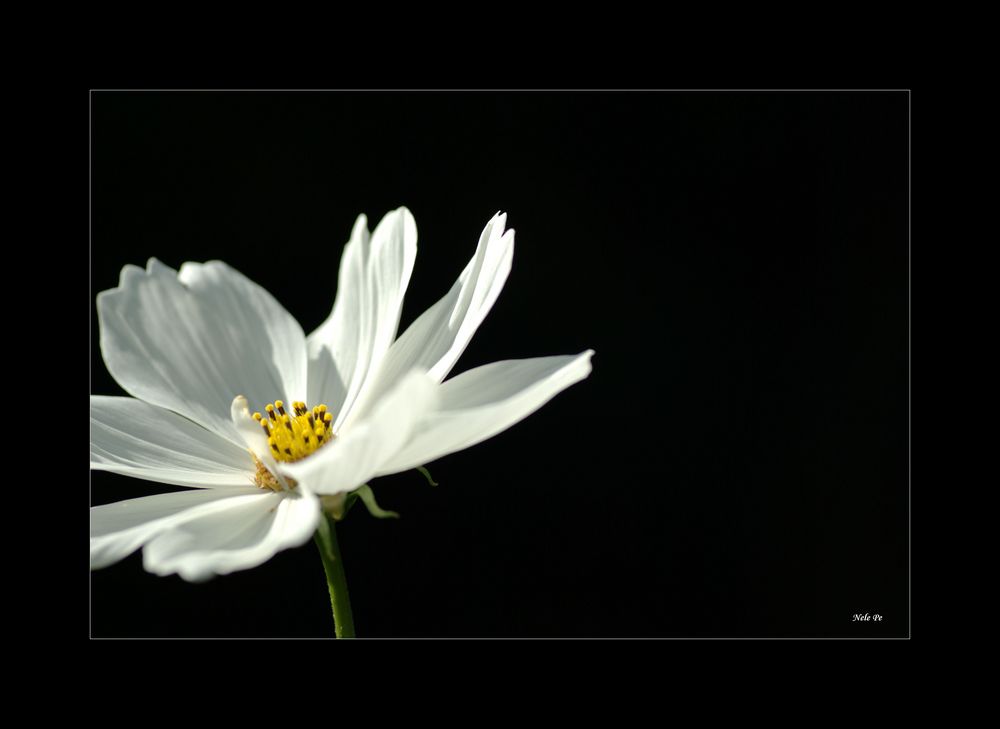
[{"xmin": 91, "ymin": 208, "xmax": 594, "ymax": 582}]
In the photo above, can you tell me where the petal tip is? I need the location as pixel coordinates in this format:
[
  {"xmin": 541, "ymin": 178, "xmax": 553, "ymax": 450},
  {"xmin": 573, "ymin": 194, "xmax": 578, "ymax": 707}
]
[
  {"xmin": 351, "ymin": 213, "xmax": 370, "ymax": 239},
  {"xmin": 146, "ymin": 258, "xmax": 179, "ymax": 279}
]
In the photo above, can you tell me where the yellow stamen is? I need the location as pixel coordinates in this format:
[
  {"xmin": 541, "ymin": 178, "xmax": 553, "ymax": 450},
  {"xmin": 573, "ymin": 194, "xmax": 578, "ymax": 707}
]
[{"xmin": 253, "ymin": 398, "xmax": 336, "ymax": 464}]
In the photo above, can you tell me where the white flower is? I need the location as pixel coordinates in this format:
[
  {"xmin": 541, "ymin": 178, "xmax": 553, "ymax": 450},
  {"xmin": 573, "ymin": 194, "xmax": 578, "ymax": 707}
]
[{"xmin": 91, "ymin": 208, "xmax": 594, "ymax": 582}]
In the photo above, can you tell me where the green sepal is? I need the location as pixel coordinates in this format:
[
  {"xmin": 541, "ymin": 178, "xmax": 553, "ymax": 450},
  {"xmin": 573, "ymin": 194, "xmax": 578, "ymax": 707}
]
[
  {"xmin": 320, "ymin": 492, "xmax": 359, "ymax": 521},
  {"xmin": 321, "ymin": 484, "xmax": 398, "ymax": 520},
  {"xmin": 416, "ymin": 465, "xmax": 438, "ymax": 487},
  {"xmin": 356, "ymin": 484, "xmax": 400, "ymax": 519}
]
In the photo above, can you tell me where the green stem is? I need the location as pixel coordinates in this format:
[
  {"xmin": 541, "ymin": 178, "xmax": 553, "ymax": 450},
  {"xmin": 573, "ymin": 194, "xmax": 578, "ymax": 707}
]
[{"xmin": 314, "ymin": 513, "xmax": 356, "ymax": 638}]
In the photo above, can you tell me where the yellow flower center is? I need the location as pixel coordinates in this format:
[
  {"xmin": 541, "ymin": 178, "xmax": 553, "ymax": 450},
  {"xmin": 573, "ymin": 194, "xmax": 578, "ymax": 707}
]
[{"xmin": 253, "ymin": 399, "xmax": 335, "ymax": 463}]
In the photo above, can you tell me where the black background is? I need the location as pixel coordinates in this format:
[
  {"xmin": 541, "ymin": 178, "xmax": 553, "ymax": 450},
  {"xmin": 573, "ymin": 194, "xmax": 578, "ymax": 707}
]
[{"xmin": 90, "ymin": 91, "xmax": 908, "ymax": 638}]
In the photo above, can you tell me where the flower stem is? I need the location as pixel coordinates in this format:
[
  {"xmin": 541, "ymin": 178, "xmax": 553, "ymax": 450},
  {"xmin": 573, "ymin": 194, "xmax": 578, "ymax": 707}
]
[{"xmin": 314, "ymin": 513, "xmax": 356, "ymax": 638}]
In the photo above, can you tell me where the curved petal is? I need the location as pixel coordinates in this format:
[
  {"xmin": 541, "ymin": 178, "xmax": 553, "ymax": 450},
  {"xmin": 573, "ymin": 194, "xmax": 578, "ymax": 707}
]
[
  {"xmin": 91, "ymin": 396, "xmax": 254, "ymax": 488},
  {"xmin": 91, "ymin": 486, "xmax": 264, "ymax": 570},
  {"xmin": 230, "ymin": 394, "xmax": 293, "ymax": 491},
  {"xmin": 345, "ymin": 212, "xmax": 513, "ymax": 429},
  {"xmin": 378, "ymin": 350, "xmax": 594, "ymax": 474},
  {"xmin": 305, "ymin": 216, "xmax": 365, "ymax": 417},
  {"xmin": 307, "ymin": 208, "xmax": 417, "ymax": 427},
  {"xmin": 142, "ymin": 489, "xmax": 320, "ymax": 582},
  {"xmin": 97, "ymin": 258, "xmax": 308, "ymax": 447},
  {"xmin": 280, "ymin": 370, "xmax": 438, "ymax": 496}
]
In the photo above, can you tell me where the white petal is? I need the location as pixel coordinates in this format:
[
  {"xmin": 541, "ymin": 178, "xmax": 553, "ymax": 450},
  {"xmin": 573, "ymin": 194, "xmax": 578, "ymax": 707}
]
[
  {"xmin": 280, "ymin": 370, "xmax": 438, "ymax": 496},
  {"xmin": 306, "ymin": 347, "xmax": 347, "ymax": 432},
  {"xmin": 306, "ymin": 216, "xmax": 365, "ymax": 415},
  {"xmin": 378, "ymin": 351, "xmax": 594, "ymax": 474},
  {"xmin": 97, "ymin": 259, "xmax": 308, "ymax": 447},
  {"xmin": 307, "ymin": 208, "xmax": 417, "ymax": 426},
  {"xmin": 345, "ymin": 212, "xmax": 513, "ymax": 429},
  {"xmin": 91, "ymin": 487, "xmax": 263, "ymax": 570},
  {"xmin": 230, "ymin": 395, "xmax": 292, "ymax": 491},
  {"xmin": 230, "ymin": 395, "xmax": 268, "ymax": 456},
  {"xmin": 142, "ymin": 489, "xmax": 320, "ymax": 582},
  {"xmin": 91, "ymin": 396, "xmax": 254, "ymax": 488}
]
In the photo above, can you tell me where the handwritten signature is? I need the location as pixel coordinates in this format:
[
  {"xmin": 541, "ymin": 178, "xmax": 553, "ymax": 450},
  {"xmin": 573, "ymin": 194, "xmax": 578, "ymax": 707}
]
[{"xmin": 852, "ymin": 613, "xmax": 883, "ymax": 622}]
